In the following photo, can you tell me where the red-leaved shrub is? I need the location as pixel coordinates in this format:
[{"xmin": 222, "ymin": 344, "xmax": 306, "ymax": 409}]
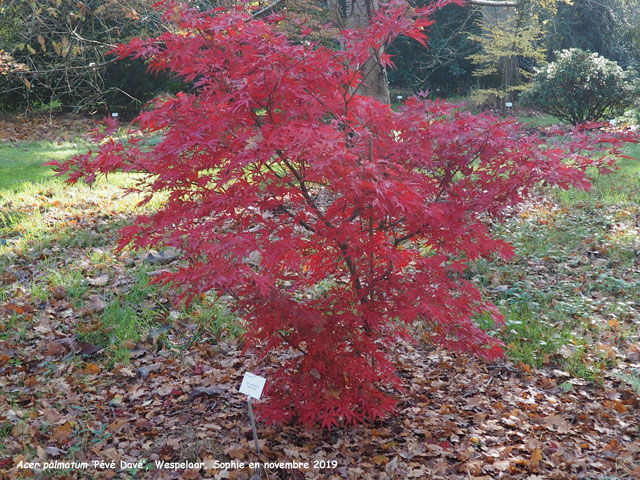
[{"xmin": 50, "ymin": 0, "xmax": 631, "ymax": 428}]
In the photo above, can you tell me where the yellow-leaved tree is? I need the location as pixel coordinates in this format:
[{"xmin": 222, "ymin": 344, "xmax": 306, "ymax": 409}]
[{"xmin": 467, "ymin": 0, "xmax": 566, "ymax": 112}]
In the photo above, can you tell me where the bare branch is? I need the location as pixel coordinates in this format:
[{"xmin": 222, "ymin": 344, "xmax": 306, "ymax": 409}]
[
  {"xmin": 469, "ymin": 0, "xmax": 519, "ymax": 6},
  {"xmin": 250, "ymin": 0, "xmax": 285, "ymax": 19}
]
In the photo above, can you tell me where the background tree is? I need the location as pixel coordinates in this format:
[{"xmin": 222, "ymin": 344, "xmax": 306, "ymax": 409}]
[
  {"xmin": 546, "ymin": 0, "xmax": 640, "ymax": 70},
  {"xmin": 387, "ymin": 1, "xmax": 480, "ymax": 97},
  {"xmin": 277, "ymin": 0, "xmax": 341, "ymax": 45},
  {"xmin": 466, "ymin": 0, "xmax": 557, "ymax": 110},
  {"xmin": 328, "ymin": 0, "xmax": 517, "ymax": 103},
  {"xmin": 327, "ymin": 0, "xmax": 394, "ymax": 103}
]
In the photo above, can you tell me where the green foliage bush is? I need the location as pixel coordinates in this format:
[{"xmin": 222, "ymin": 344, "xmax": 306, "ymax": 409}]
[{"xmin": 524, "ymin": 48, "xmax": 639, "ymax": 124}]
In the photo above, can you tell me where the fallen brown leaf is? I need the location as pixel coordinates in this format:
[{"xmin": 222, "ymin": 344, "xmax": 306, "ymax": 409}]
[{"xmin": 529, "ymin": 448, "xmax": 543, "ymax": 468}]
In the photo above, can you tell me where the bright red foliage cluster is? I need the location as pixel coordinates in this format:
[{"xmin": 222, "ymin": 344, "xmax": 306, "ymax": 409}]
[{"xmin": 51, "ymin": 0, "xmax": 631, "ymax": 428}]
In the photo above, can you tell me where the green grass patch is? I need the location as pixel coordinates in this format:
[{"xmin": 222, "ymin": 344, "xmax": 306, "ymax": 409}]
[
  {"xmin": 47, "ymin": 269, "xmax": 89, "ymax": 307},
  {"xmin": 76, "ymin": 266, "xmax": 165, "ymax": 366},
  {"xmin": 499, "ymin": 305, "xmax": 572, "ymax": 367},
  {"xmin": 613, "ymin": 370, "xmax": 640, "ymax": 395},
  {"xmin": 75, "ymin": 268, "xmax": 241, "ymax": 366},
  {"xmin": 556, "ymin": 149, "xmax": 640, "ymax": 207},
  {"xmin": 190, "ymin": 298, "xmax": 244, "ymax": 340},
  {"xmin": 475, "ymin": 142, "xmax": 640, "ymax": 380},
  {"xmin": 516, "ymin": 114, "xmax": 561, "ymax": 127},
  {"xmin": 1, "ymin": 137, "xmax": 241, "ymax": 374}
]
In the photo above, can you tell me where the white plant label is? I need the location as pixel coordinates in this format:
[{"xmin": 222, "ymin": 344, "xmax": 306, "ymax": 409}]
[
  {"xmin": 239, "ymin": 372, "xmax": 266, "ymax": 400},
  {"xmin": 111, "ymin": 112, "xmax": 119, "ymax": 118},
  {"xmin": 505, "ymin": 102, "xmax": 513, "ymax": 108}
]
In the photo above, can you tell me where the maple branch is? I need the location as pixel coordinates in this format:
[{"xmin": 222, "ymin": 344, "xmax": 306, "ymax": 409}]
[
  {"xmin": 342, "ymin": 208, "xmax": 361, "ymax": 223},
  {"xmin": 277, "ymin": 154, "xmax": 365, "ymax": 295},
  {"xmin": 278, "ymin": 330, "xmax": 307, "ymax": 355},
  {"xmin": 279, "ymin": 154, "xmax": 332, "ymax": 227},
  {"xmin": 278, "ymin": 205, "xmax": 316, "ymax": 234},
  {"xmin": 264, "ymin": 162, "xmax": 284, "ymax": 179},
  {"xmin": 302, "ymin": 87, "xmax": 340, "ymax": 121},
  {"xmin": 393, "ymin": 231, "xmax": 418, "ymax": 246},
  {"xmin": 15, "ymin": 58, "xmax": 117, "ymax": 76},
  {"xmin": 340, "ymin": 243, "xmax": 364, "ymax": 298}
]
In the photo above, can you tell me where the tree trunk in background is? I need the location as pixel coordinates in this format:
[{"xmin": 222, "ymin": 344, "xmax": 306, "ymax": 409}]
[
  {"xmin": 331, "ymin": 0, "xmax": 521, "ymax": 104},
  {"xmin": 331, "ymin": 0, "xmax": 391, "ymax": 104}
]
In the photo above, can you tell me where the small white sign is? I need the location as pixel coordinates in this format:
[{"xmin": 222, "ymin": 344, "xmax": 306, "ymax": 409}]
[
  {"xmin": 505, "ymin": 102, "xmax": 513, "ymax": 108},
  {"xmin": 609, "ymin": 119, "xmax": 617, "ymax": 126},
  {"xmin": 397, "ymin": 95, "xmax": 403, "ymax": 100},
  {"xmin": 111, "ymin": 112, "xmax": 119, "ymax": 118},
  {"xmin": 239, "ymin": 372, "xmax": 266, "ymax": 400}
]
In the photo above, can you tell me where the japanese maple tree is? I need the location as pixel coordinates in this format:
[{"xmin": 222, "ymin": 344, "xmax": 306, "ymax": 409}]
[{"xmin": 51, "ymin": 0, "xmax": 631, "ymax": 428}]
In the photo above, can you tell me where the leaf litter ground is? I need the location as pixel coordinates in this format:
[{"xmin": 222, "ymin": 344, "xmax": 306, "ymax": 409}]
[{"xmin": 0, "ymin": 120, "xmax": 639, "ymax": 479}]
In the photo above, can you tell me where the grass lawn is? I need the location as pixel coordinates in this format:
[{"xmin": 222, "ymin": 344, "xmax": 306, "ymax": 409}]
[
  {"xmin": 0, "ymin": 141, "xmax": 81, "ymax": 192},
  {"xmin": 1, "ymin": 129, "xmax": 639, "ymax": 479},
  {"xmin": 514, "ymin": 113, "xmax": 561, "ymax": 127},
  {"xmin": 2, "ymin": 135, "xmax": 638, "ymax": 381},
  {"xmin": 0, "ymin": 138, "xmax": 237, "ymax": 368},
  {"xmin": 472, "ymin": 142, "xmax": 640, "ymax": 383}
]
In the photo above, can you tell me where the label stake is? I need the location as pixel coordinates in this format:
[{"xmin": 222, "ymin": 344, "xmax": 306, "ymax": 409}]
[
  {"xmin": 239, "ymin": 371, "xmax": 266, "ymax": 455},
  {"xmin": 247, "ymin": 397, "xmax": 261, "ymax": 454}
]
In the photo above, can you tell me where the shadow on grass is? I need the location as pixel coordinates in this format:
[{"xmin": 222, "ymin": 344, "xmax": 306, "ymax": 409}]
[{"xmin": 0, "ymin": 201, "xmax": 239, "ymax": 366}]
